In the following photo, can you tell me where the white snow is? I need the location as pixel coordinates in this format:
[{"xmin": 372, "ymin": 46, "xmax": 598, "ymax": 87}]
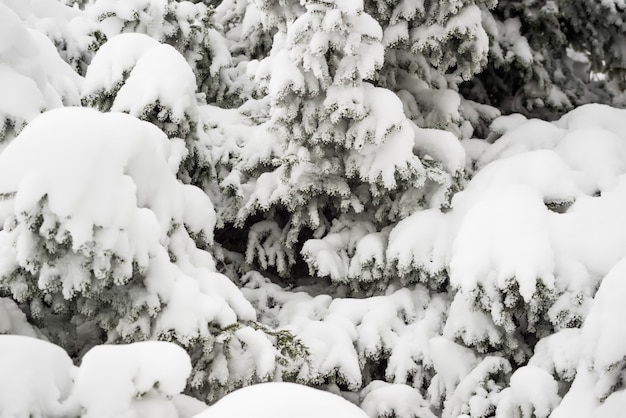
[
  {"xmin": 0, "ymin": 107, "xmax": 257, "ymax": 348},
  {"xmin": 0, "ymin": 2, "xmax": 81, "ymax": 140},
  {"xmin": 82, "ymin": 33, "xmax": 161, "ymax": 99},
  {"xmin": 0, "ymin": 335, "xmax": 75, "ymax": 418},
  {"xmin": 112, "ymin": 43, "xmax": 198, "ymax": 123},
  {"xmin": 361, "ymin": 381, "xmax": 437, "ymax": 418},
  {"xmin": 0, "ymin": 297, "xmax": 39, "ymax": 338},
  {"xmin": 193, "ymin": 382, "xmax": 369, "ymax": 418},
  {"xmin": 69, "ymin": 341, "xmax": 191, "ymax": 418},
  {"xmin": 386, "ymin": 209, "xmax": 451, "ymax": 280},
  {"xmin": 3, "ymin": 3, "xmax": 626, "ymax": 416},
  {"xmin": 495, "ymin": 366, "xmax": 560, "ymax": 418},
  {"xmin": 411, "ymin": 124, "xmax": 466, "ymax": 175},
  {"xmin": 528, "ymin": 328, "xmax": 582, "ymax": 382}
]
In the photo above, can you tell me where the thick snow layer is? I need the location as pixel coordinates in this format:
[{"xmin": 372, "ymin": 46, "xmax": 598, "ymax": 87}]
[
  {"xmin": 0, "ymin": 335, "xmax": 75, "ymax": 418},
  {"xmin": 0, "ymin": 2, "xmax": 81, "ymax": 139},
  {"xmin": 528, "ymin": 328, "xmax": 582, "ymax": 382},
  {"xmin": 0, "ymin": 107, "xmax": 257, "ymax": 344},
  {"xmin": 193, "ymin": 382, "xmax": 369, "ymax": 418},
  {"xmin": 0, "ymin": 297, "xmax": 39, "ymax": 338},
  {"xmin": 70, "ymin": 341, "xmax": 191, "ymax": 418},
  {"xmin": 580, "ymin": 257, "xmax": 626, "ymax": 374},
  {"xmin": 495, "ymin": 366, "xmax": 560, "ymax": 418},
  {"xmin": 386, "ymin": 209, "xmax": 451, "ymax": 280},
  {"xmin": 82, "ymin": 33, "xmax": 161, "ymax": 99},
  {"xmin": 0, "ymin": 107, "xmax": 212, "ymax": 248},
  {"xmin": 0, "ymin": 64, "xmax": 45, "ymax": 124},
  {"xmin": 361, "ymin": 381, "xmax": 437, "ymax": 418},
  {"xmin": 451, "ymin": 184, "xmax": 556, "ymax": 303},
  {"xmin": 548, "ymin": 262, "xmax": 626, "ymax": 418},
  {"xmin": 112, "ymin": 44, "xmax": 198, "ymax": 123},
  {"xmin": 443, "ymin": 104, "xmax": 626, "ymax": 336},
  {"xmin": 411, "ymin": 123, "xmax": 466, "ymax": 175}
]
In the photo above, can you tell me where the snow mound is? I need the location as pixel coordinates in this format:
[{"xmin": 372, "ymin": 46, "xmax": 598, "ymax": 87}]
[
  {"xmin": 0, "ymin": 2, "xmax": 81, "ymax": 141},
  {"xmin": 0, "ymin": 335, "xmax": 74, "ymax": 418},
  {"xmin": 495, "ymin": 366, "xmax": 560, "ymax": 418},
  {"xmin": 111, "ymin": 43, "xmax": 198, "ymax": 124},
  {"xmin": 70, "ymin": 341, "xmax": 191, "ymax": 418},
  {"xmin": 361, "ymin": 381, "xmax": 437, "ymax": 418},
  {"xmin": 194, "ymin": 382, "xmax": 369, "ymax": 418}
]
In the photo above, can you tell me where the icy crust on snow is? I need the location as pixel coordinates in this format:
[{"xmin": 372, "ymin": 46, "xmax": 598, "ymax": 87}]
[
  {"xmin": 0, "ymin": 2, "xmax": 81, "ymax": 141},
  {"xmin": 0, "ymin": 335, "xmax": 75, "ymax": 418},
  {"xmin": 193, "ymin": 382, "xmax": 369, "ymax": 418},
  {"xmin": 0, "ymin": 107, "xmax": 255, "ymax": 342}
]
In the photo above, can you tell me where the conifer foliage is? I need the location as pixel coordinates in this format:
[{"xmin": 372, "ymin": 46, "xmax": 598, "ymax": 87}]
[{"xmin": 1, "ymin": 0, "xmax": 626, "ymax": 417}]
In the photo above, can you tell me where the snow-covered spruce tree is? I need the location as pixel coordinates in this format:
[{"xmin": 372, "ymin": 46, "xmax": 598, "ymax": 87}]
[
  {"xmin": 0, "ymin": 1, "xmax": 82, "ymax": 144},
  {"xmin": 221, "ymin": 0, "xmax": 465, "ymax": 291},
  {"xmin": 462, "ymin": 0, "xmax": 626, "ymax": 119},
  {"xmin": 81, "ymin": 32, "xmax": 216, "ymax": 188},
  {"xmin": 86, "ymin": 0, "xmax": 232, "ymax": 103},
  {"xmin": 239, "ymin": 270, "xmax": 449, "ymax": 401},
  {"xmin": 212, "ymin": 0, "xmax": 306, "ymax": 105},
  {"xmin": 216, "ymin": 0, "xmax": 304, "ymax": 59},
  {"xmin": 363, "ymin": 0, "xmax": 500, "ymax": 138},
  {"xmin": 426, "ymin": 104, "xmax": 626, "ymax": 417},
  {"xmin": 0, "ymin": 107, "xmax": 296, "ymax": 402},
  {"xmin": 550, "ymin": 257, "xmax": 626, "ymax": 418},
  {"xmin": 6, "ymin": 0, "xmax": 105, "ymax": 76}
]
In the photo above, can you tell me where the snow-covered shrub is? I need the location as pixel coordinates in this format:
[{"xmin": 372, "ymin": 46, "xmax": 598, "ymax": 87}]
[
  {"xmin": 426, "ymin": 336, "xmax": 511, "ymax": 418},
  {"xmin": 0, "ymin": 107, "xmax": 283, "ymax": 400},
  {"xmin": 551, "ymin": 257, "xmax": 626, "ymax": 418},
  {"xmin": 69, "ymin": 341, "xmax": 193, "ymax": 418},
  {"xmin": 0, "ymin": 337, "xmax": 209, "ymax": 418},
  {"xmin": 495, "ymin": 366, "xmax": 560, "ymax": 418},
  {"xmin": 364, "ymin": 0, "xmax": 499, "ymax": 138},
  {"xmin": 0, "ymin": 335, "xmax": 75, "ymax": 418},
  {"xmin": 81, "ymin": 33, "xmax": 160, "ymax": 112},
  {"xmin": 81, "ymin": 33, "xmax": 214, "ymax": 185},
  {"xmin": 464, "ymin": 0, "xmax": 626, "ymax": 118},
  {"xmin": 87, "ymin": 0, "xmax": 232, "ymax": 102},
  {"xmin": 5, "ymin": 0, "xmax": 105, "ymax": 75},
  {"xmin": 241, "ymin": 271, "xmax": 447, "ymax": 393},
  {"xmin": 442, "ymin": 104, "xmax": 626, "ymax": 363},
  {"xmin": 193, "ymin": 382, "xmax": 369, "ymax": 418},
  {"xmin": 360, "ymin": 380, "xmax": 437, "ymax": 418},
  {"xmin": 0, "ymin": 1, "xmax": 81, "ymax": 143},
  {"xmin": 82, "ymin": 33, "xmax": 198, "ymax": 137},
  {"xmin": 0, "ymin": 297, "xmax": 41, "ymax": 338}
]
